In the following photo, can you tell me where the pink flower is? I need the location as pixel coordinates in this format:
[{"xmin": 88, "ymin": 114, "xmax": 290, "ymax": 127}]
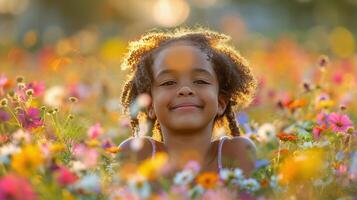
[
  {"xmin": 88, "ymin": 123, "xmax": 103, "ymax": 139},
  {"xmin": 0, "ymin": 174, "xmax": 37, "ymax": 200},
  {"xmin": 55, "ymin": 166, "xmax": 78, "ymax": 186},
  {"xmin": 328, "ymin": 112, "xmax": 353, "ymax": 133},
  {"xmin": 17, "ymin": 107, "xmax": 44, "ymax": 129},
  {"xmin": 183, "ymin": 160, "xmax": 201, "ymax": 174},
  {"xmin": 26, "ymin": 81, "xmax": 45, "ymax": 96},
  {"xmin": 73, "ymin": 144, "xmax": 98, "ymax": 168}
]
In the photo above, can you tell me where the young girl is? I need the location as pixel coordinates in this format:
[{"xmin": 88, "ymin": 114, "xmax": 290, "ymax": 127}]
[{"xmin": 118, "ymin": 28, "xmax": 258, "ymax": 177}]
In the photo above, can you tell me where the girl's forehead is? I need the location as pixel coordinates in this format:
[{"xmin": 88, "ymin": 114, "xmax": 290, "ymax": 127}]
[{"xmin": 152, "ymin": 43, "xmax": 215, "ymax": 77}]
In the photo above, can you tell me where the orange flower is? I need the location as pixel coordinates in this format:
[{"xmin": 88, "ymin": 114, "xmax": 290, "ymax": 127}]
[
  {"xmin": 196, "ymin": 172, "xmax": 219, "ymax": 189},
  {"xmin": 105, "ymin": 146, "xmax": 121, "ymax": 154},
  {"xmin": 276, "ymin": 132, "xmax": 298, "ymax": 142},
  {"xmin": 286, "ymin": 99, "xmax": 308, "ymax": 110}
]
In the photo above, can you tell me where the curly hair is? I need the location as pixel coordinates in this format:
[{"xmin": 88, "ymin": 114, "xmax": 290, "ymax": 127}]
[{"xmin": 120, "ymin": 27, "xmax": 257, "ymax": 141}]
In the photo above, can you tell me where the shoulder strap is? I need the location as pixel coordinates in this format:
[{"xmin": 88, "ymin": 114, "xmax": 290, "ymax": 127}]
[
  {"xmin": 141, "ymin": 136, "xmax": 156, "ymax": 158},
  {"xmin": 218, "ymin": 136, "xmax": 229, "ymax": 171}
]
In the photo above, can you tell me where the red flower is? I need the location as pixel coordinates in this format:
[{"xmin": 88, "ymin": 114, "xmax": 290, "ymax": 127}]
[{"xmin": 276, "ymin": 132, "xmax": 298, "ymax": 142}]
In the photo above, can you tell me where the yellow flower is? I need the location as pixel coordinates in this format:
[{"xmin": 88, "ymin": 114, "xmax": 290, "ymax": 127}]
[
  {"xmin": 138, "ymin": 152, "xmax": 168, "ymax": 180},
  {"xmin": 196, "ymin": 172, "xmax": 219, "ymax": 189},
  {"xmin": 50, "ymin": 143, "xmax": 66, "ymax": 153},
  {"xmin": 85, "ymin": 139, "xmax": 100, "ymax": 147},
  {"xmin": 278, "ymin": 148, "xmax": 325, "ymax": 185},
  {"xmin": 315, "ymin": 100, "xmax": 334, "ymax": 110},
  {"xmin": 11, "ymin": 144, "xmax": 44, "ymax": 176}
]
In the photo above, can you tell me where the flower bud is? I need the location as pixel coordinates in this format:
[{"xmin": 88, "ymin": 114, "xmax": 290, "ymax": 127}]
[
  {"xmin": 25, "ymin": 89, "xmax": 34, "ymax": 97},
  {"xmin": 0, "ymin": 98, "xmax": 8, "ymax": 107},
  {"xmin": 16, "ymin": 76, "xmax": 24, "ymax": 83},
  {"xmin": 69, "ymin": 97, "xmax": 78, "ymax": 103}
]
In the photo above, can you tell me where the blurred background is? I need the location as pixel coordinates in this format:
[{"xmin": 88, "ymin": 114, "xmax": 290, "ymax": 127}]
[{"xmin": 1, "ymin": 0, "xmax": 356, "ymax": 132}]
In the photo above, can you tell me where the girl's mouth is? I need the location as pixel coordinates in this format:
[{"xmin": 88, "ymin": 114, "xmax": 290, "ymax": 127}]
[{"xmin": 170, "ymin": 103, "xmax": 203, "ymax": 111}]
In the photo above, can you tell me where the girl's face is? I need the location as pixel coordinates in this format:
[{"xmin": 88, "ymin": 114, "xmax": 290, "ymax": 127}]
[{"xmin": 149, "ymin": 42, "xmax": 227, "ymax": 134}]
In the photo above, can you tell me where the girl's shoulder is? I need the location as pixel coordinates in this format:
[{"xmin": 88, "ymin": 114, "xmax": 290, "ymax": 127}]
[
  {"xmin": 220, "ymin": 136, "xmax": 256, "ymax": 176},
  {"xmin": 118, "ymin": 136, "xmax": 156, "ymax": 162}
]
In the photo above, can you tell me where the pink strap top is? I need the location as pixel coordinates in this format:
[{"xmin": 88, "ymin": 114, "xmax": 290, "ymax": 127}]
[{"xmin": 143, "ymin": 136, "xmax": 228, "ymax": 172}]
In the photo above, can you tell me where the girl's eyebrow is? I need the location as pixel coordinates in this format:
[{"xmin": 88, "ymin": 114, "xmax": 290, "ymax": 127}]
[{"xmin": 155, "ymin": 68, "xmax": 214, "ymax": 78}]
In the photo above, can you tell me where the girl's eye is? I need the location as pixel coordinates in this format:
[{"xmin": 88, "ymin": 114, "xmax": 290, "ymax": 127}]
[
  {"xmin": 194, "ymin": 80, "xmax": 209, "ymax": 84},
  {"xmin": 160, "ymin": 81, "xmax": 176, "ymax": 86}
]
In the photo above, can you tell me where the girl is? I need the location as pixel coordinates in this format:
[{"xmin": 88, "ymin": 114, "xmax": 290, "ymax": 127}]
[{"xmin": 118, "ymin": 28, "xmax": 258, "ymax": 177}]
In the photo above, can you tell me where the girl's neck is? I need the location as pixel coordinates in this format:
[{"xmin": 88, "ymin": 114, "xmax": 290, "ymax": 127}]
[{"xmin": 159, "ymin": 124, "xmax": 216, "ymax": 170}]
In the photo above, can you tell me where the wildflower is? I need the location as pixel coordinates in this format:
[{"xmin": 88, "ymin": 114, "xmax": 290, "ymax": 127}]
[
  {"xmin": 328, "ymin": 112, "xmax": 353, "ymax": 133},
  {"xmin": 174, "ymin": 169, "xmax": 195, "ymax": 185},
  {"xmin": 105, "ymin": 146, "xmax": 121, "ymax": 154},
  {"xmin": 87, "ymin": 123, "xmax": 103, "ymax": 139},
  {"xmin": 55, "ymin": 166, "xmax": 78, "ymax": 186},
  {"xmin": 312, "ymin": 124, "xmax": 327, "ymax": 140},
  {"xmin": 0, "ymin": 174, "xmax": 37, "ymax": 200},
  {"xmin": 240, "ymin": 178, "xmax": 260, "ymax": 192},
  {"xmin": 0, "ymin": 144, "xmax": 20, "ymax": 164},
  {"xmin": 257, "ymin": 123, "xmax": 276, "ymax": 142},
  {"xmin": 73, "ymin": 144, "xmax": 98, "ymax": 168},
  {"xmin": 196, "ymin": 172, "xmax": 219, "ymax": 189},
  {"xmin": 138, "ymin": 152, "xmax": 168, "ymax": 180},
  {"xmin": 25, "ymin": 88, "xmax": 34, "ymax": 97},
  {"xmin": 183, "ymin": 160, "xmax": 201, "ymax": 174},
  {"xmin": 0, "ymin": 110, "xmax": 10, "ymax": 123},
  {"xmin": 68, "ymin": 96, "xmax": 78, "ymax": 103},
  {"xmin": 73, "ymin": 174, "xmax": 101, "ymax": 193},
  {"xmin": 17, "ymin": 107, "xmax": 44, "ymax": 130},
  {"xmin": 44, "ymin": 85, "xmax": 66, "ymax": 107},
  {"xmin": 278, "ymin": 148, "xmax": 325, "ymax": 185},
  {"xmin": 16, "ymin": 76, "xmax": 24, "ymax": 83},
  {"xmin": 0, "ymin": 98, "xmax": 8, "ymax": 107},
  {"xmin": 317, "ymin": 55, "xmax": 329, "ymax": 69},
  {"xmin": 49, "ymin": 143, "xmax": 66, "ymax": 153},
  {"xmin": 26, "ymin": 81, "xmax": 45, "ymax": 96},
  {"xmin": 276, "ymin": 132, "xmax": 298, "ymax": 142},
  {"xmin": 286, "ymin": 99, "xmax": 308, "ymax": 110},
  {"xmin": 127, "ymin": 175, "xmax": 151, "ymax": 199},
  {"xmin": 11, "ymin": 144, "xmax": 44, "ymax": 176},
  {"xmin": 316, "ymin": 111, "xmax": 329, "ymax": 126},
  {"xmin": 315, "ymin": 99, "xmax": 334, "ymax": 109}
]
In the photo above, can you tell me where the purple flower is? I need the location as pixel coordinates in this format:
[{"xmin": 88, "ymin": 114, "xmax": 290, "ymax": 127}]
[
  {"xmin": 0, "ymin": 110, "xmax": 10, "ymax": 123},
  {"xmin": 17, "ymin": 107, "xmax": 44, "ymax": 129},
  {"xmin": 328, "ymin": 112, "xmax": 353, "ymax": 133},
  {"xmin": 316, "ymin": 111, "xmax": 329, "ymax": 127}
]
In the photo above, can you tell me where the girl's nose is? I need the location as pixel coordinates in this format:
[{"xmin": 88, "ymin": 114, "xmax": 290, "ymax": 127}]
[{"xmin": 177, "ymin": 86, "xmax": 194, "ymax": 96}]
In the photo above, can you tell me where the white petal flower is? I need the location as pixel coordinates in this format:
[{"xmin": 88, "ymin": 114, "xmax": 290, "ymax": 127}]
[
  {"xmin": 240, "ymin": 178, "xmax": 260, "ymax": 192},
  {"xmin": 257, "ymin": 123, "xmax": 276, "ymax": 142},
  {"xmin": 174, "ymin": 169, "xmax": 194, "ymax": 185}
]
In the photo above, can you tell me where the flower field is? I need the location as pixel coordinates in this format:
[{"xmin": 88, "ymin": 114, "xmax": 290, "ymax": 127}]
[{"xmin": 0, "ymin": 27, "xmax": 356, "ymax": 200}]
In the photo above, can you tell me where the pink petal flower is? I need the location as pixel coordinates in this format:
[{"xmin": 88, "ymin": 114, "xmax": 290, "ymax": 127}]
[
  {"xmin": 56, "ymin": 166, "xmax": 78, "ymax": 186},
  {"xmin": 328, "ymin": 112, "xmax": 353, "ymax": 133},
  {"xmin": 88, "ymin": 123, "xmax": 103, "ymax": 139},
  {"xmin": 0, "ymin": 174, "xmax": 37, "ymax": 200}
]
